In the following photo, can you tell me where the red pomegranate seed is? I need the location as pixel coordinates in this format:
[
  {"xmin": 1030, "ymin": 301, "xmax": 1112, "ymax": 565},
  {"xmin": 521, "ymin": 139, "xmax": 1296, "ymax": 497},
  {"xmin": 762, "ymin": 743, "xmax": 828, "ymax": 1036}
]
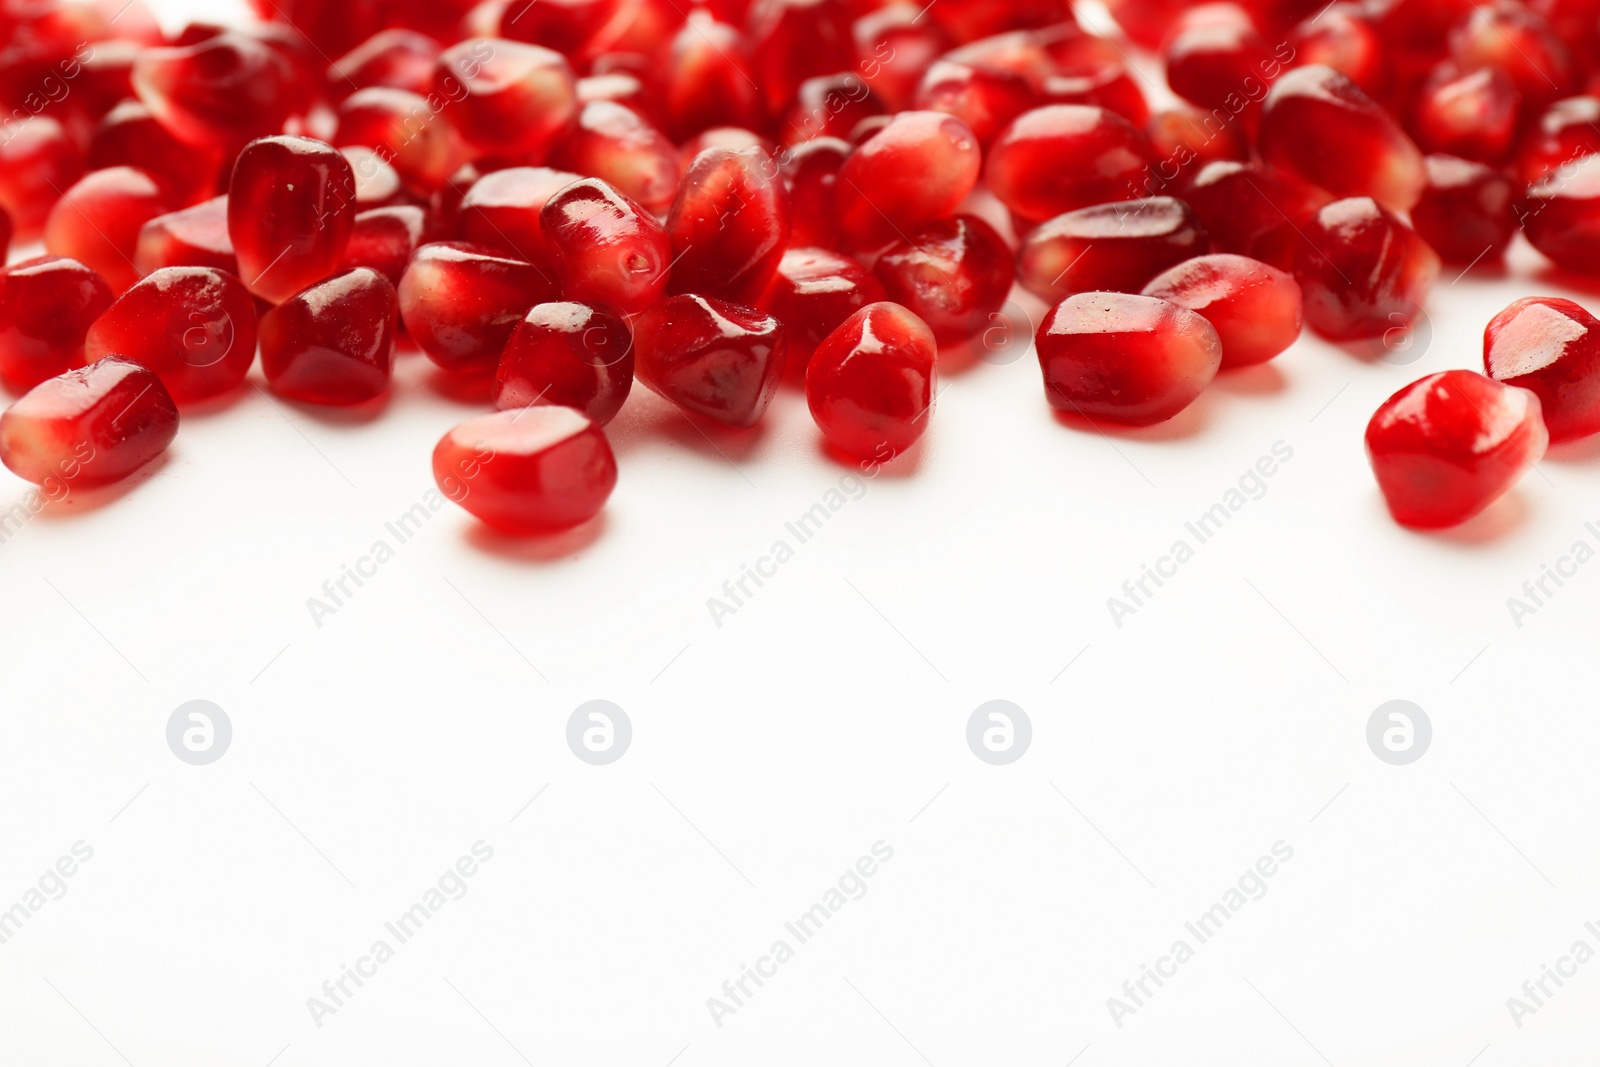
[
  {"xmin": 1038, "ymin": 61, "xmax": 1151, "ymax": 130},
  {"xmin": 1163, "ymin": 4, "xmax": 1277, "ymax": 114},
  {"xmin": 661, "ymin": 12, "xmax": 765, "ymax": 141},
  {"xmin": 0, "ymin": 357, "xmax": 178, "ymax": 488},
  {"xmin": 1449, "ymin": 0, "xmax": 1574, "ymax": 106},
  {"xmin": 1293, "ymin": 196, "xmax": 1440, "ymax": 340},
  {"xmin": 1515, "ymin": 96, "xmax": 1600, "ymax": 184},
  {"xmin": 1521, "ymin": 153, "xmax": 1600, "ymax": 273},
  {"xmin": 577, "ymin": 71, "xmax": 656, "ymax": 119},
  {"xmin": 542, "ymin": 178, "xmax": 671, "ymax": 316},
  {"xmin": 1484, "ymin": 296, "xmax": 1600, "ymax": 441},
  {"xmin": 44, "ymin": 167, "xmax": 173, "ymax": 296},
  {"xmin": 399, "ymin": 241, "xmax": 558, "ymax": 375},
  {"xmin": 342, "ymin": 146, "xmax": 411, "ymax": 210},
  {"xmin": 872, "ymin": 215, "xmax": 1015, "ymax": 345},
  {"xmin": 1259, "ymin": 65, "xmax": 1427, "ymax": 211},
  {"xmin": 1374, "ymin": 0, "xmax": 1475, "ymax": 90},
  {"xmin": 746, "ymin": 0, "xmax": 853, "ymax": 114},
  {"xmin": 334, "ymin": 87, "xmax": 469, "ymax": 192},
  {"xmin": 246, "ymin": 0, "xmax": 382, "ymax": 58},
  {"xmin": 761, "ymin": 246, "xmax": 887, "ymax": 365},
  {"xmin": 1411, "ymin": 154, "xmax": 1516, "ymax": 265},
  {"xmin": 782, "ymin": 72, "xmax": 888, "ymax": 146},
  {"xmin": 779, "ymin": 136, "xmax": 851, "ymax": 250},
  {"xmin": 0, "ymin": 116, "xmax": 85, "ymax": 240},
  {"xmin": 382, "ymin": 0, "xmax": 475, "ymax": 42},
  {"xmin": 228, "ymin": 136, "xmax": 358, "ymax": 305},
  {"xmin": 132, "ymin": 32, "xmax": 299, "ymax": 149},
  {"xmin": 835, "ymin": 110, "xmax": 982, "ymax": 252},
  {"xmin": 495, "ymin": 301, "xmax": 635, "ymax": 423},
  {"xmin": 667, "ymin": 146, "xmax": 790, "ymax": 305},
  {"xmin": 1287, "ymin": 3, "xmax": 1384, "ymax": 95},
  {"xmin": 456, "ymin": 166, "xmax": 581, "ymax": 266},
  {"xmin": 930, "ymin": 0, "xmax": 1072, "ymax": 40},
  {"xmin": 1017, "ymin": 197, "xmax": 1207, "ymax": 303},
  {"xmin": 84, "ymin": 267, "xmax": 258, "ymax": 404},
  {"xmin": 328, "ymin": 28, "xmax": 442, "ymax": 97},
  {"xmin": 805, "ymin": 301, "xmax": 936, "ymax": 459},
  {"xmin": 1183, "ymin": 160, "xmax": 1332, "ymax": 270},
  {"xmin": 88, "ymin": 100, "xmax": 222, "ymax": 207},
  {"xmin": 681, "ymin": 127, "xmax": 777, "ymax": 161},
  {"xmin": 1143, "ymin": 108, "xmax": 1249, "ymax": 189},
  {"xmin": 1141, "ymin": 253, "xmax": 1303, "ymax": 369},
  {"xmin": 342, "ymin": 205, "xmax": 431, "ymax": 286},
  {"xmin": 433, "ymin": 406, "xmax": 617, "ymax": 534},
  {"xmin": 548, "ymin": 101, "xmax": 682, "ymax": 215},
  {"xmin": 0, "ymin": 257, "xmax": 116, "ymax": 394},
  {"xmin": 850, "ymin": 3, "xmax": 949, "ymax": 113},
  {"xmin": 633, "ymin": 294, "xmax": 786, "ymax": 428},
  {"xmin": 1409, "ymin": 64, "xmax": 1520, "ymax": 165},
  {"xmin": 260, "ymin": 267, "xmax": 397, "ymax": 405},
  {"xmin": 498, "ymin": 0, "xmax": 621, "ymax": 57},
  {"xmin": 1102, "ymin": 0, "xmax": 1189, "ymax": 48},
  {"xmin": 435, "ymin": 38, "xmax": 577, "ymax": 160},
  {"xmin": 1365, "ymin": 370, "xmax": 1548, "ymax": 527},
  {"xmin": 986, "ymin": 105, "xmax": 1150, "ymax": 224},
  {"xmin": 135, "ymin": 195, "xmax": 237, "ymax": 276},
  {"xmin": 1035, "ymin": 292, "xmax": 1222, "ymax": 425},
  {"xmin": 914, "ymin": 59, "xmax": 1037, "ymax": 148}
]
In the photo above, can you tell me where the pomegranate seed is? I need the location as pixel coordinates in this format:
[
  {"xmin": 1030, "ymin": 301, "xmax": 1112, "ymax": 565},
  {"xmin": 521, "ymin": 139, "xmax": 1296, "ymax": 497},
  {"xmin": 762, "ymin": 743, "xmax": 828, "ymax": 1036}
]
[
  {"xmin": 835, "ymin": 110, "xmax": 982, "ymax": 252},
  {"xmin": 746, "ymin": 0, "xmax": 854, "ymax": 115},
  {"xmin": 1163, "ymin": 4, "xmax": 1277, "ymax": 114},
  {"xmin": 1515, "ymin": 96, "xmax": 1600, "ymax": 184},
  {"xmin": 914, "ymin": 59, "xmax": 1037, "ymax": 148},
  {"xmin": 1484, "ymin": 296, "xmax": 1600, "ymax": 441},
  {"xmin": 132, "ymin": 32, "xmax": 299, "ymax": 149},
  {"xmin": 0, "ymin": 116, "xmax": 85, "ymax": 240},
  {"xmin": 1411, "ymin": 154, "xmax": 1515, "ymax": 265},
  {"xmin": 850, "ymin": 3, "xmax": 949, "ymax": 113},
  {"xmin": 1038, "ymin": 61, "xmax": 1152, "ymax": 130},
  {"xmin": 1035, "ymin": 292, "xmax": 1222, "ymax": 425},
  {"xmin": 1449, "ymin": 0, "xmax": 1574, "ymax": 107},
  {"xmin": 1287, "ymin": 3, "xmax": 1384, "ymax": 95},
  {"xmin": 1259, "ymin": 65, "xmax": 1427, "ymax": 211},
  {"xmin": 1521, "ymin": 153, "xmax": 1600, "ymax": 273},
  {"xmin": 328, "ymin": 28, "xmax": 442, "ymax": 97},
  {"xmin": 661, "ymin": 13, "xmax": 765, "ymax": 141},
  {"xmin": 681, "ymin": 127, "xmax": 777, "ymax": 161},
  {"xmin": 929, "ymin": 0, "xmax": 1072, "ymax": 41},
  {"xmin": 247, "ymin": 0, "xmax": 382, "ymax": 58},
  {"xmin": 1365, "ymin": 370, "xmax": 1548, "ymax": 527},
  {"xmin": 542, "ymin": 178, "xmax": 671, "ymax": 316},
  {"xmin": 782, "ymin": 72, "xmax": 888, "ymax": 147},
  {"xmin": 986, "ymin": 105, "xmax": 1150, "ymax": 224},
  {"xmin": 1293, "ymin": 196, "xmax": 1440, "ymax": 340},
  {"xmin": 872, "ymin": 215, "xmax": 1015, "ymax": 344},
  {"xmin": 0, "ymin": 356, "xmax": 179, "ymax": 488},
  {"xmin": 334, "ymin": 87, "xmax": 469, "ymax": 192},
  {"xmin": 1141, "ymin": 253, "xmax": 1303, "ymax": 369},
  {"xmin": 433, "ymin": 406, "xmax": 617, "ymax": 535},
  {"xmin": 0, "ymin": 257, "xmax": 116, "ymax": 394},
  {"xmin": 435, "ymin": 38, "xmax": 577, "ymax": 160},
  {"xmin": 135, "ymin": 196, "xmax": 237, "ymax": 276},
  {"xmin": 548, "ymin": 101, "xmax": 682, "ymax": 214},
  {"xmin": 633, "ymin": 294, "xmax": 786, "ymax": 428},
  {"xmin": 760, "ymin": 246, "xmax": 887, "ymax": 365},
  {"xmin": 384, "ymin": 0, "xmax": 479, "ymax": 41},
  {"xmin": 228, "ymin": 136, "xmax": 358, "ymax": 305},
  {"xmin": 1374, "ymin": 0, "xmax": 1475, "ymax": 92},
  {"xmin": 342, "ymin": 146, "xmax": 412, "ymax": 210},
  {"xmin": 1017, "ymin": 197, "xmax": 1207, "ymax": 304},
  {"xmin": 1143, "ymin": 108, "xmax": 1249, "ymax": 190},
  {"xmin": 399, "ymin": 241, "xmax": 558, "ymax": 375},
  {"xmin": 342, "ymin": 205, "xmax": 432, "ymax": 286},
  {"xmin": 1102, "ymin": 0, "xmax": 1191, "ymax": 49},
  {"xmin": 779, "ymin": 136, "xmax": 851, "ymax": 250},
  {"xmin": 578, "ymin": 71, "xmax": 656, "ymax": 120},
  {"xmin": 1183, "ymin": 160, "xmax": 1332, "ymax": 270},
  {"xmin": 84, "ymin": 267, "xmax": 258, "ymax": 404},
  {"xmin": 88, "ymin": 100, "xmax": 222, "ymax": 207},
  {"xmin": 805, "ymin": 301, "xmax": 936, "ymax": 459},
  {"xmin": 495, "ymin": 301, "xmax": 635, "ymax": 423},
  {"xmin": 667, "ymin": 146, "xmax": 790, "ymax": 305},
  {"xmin": 498, "ymin": 0, "xmax": 621, "ymax": 57},
  {"xmin": 260, "ymin": 267, "xmax": 397, "ymax": 405},
  {"xmin": 456, "ymin": 166, "xmax": 582, "ymax": 265},
  {"xmin": 1408, "ymin": 64, "xmax": 1520, "ymax": 164},
  {"xmin": 44, "ymin": 167, "xmax": 173, "ymax": 296}
]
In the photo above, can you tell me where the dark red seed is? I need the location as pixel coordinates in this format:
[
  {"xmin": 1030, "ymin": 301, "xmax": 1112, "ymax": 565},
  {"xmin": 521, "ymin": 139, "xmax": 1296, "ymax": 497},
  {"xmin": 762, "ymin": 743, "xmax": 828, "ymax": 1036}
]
[
  {"xmin": 929, "ymin": 0, "xmax": 1072, "ymax": 41},
  {"xmin": 805, "ymin": 301, "xmax": 936, "ymax": 459},
  {"xmin": 136, "ymin": 195, "xmax": 237, "ymax": 276},
  {"xmin": 542, "ymin": 178, "xmax": 672, "ymax": 316},
  {"xmin": 836, "ymin": 110, "xmax": 982, "ymax": 252},
  {"xmin": 327, "ymin": 28, "xmax": 441, "ymax": 97},
  {"xmin": 667, "ymin": 147, "xmax": 791, "ymax": 306},
  {"xmin": 0, "ymin": 257, "xmax": 116, "ymax": 394},
  {"xmin": 779, "ymin": 137, "xmax": 851, "ymax": 250},
  {"xmin": 0, "ymin": 116, "xmax": 85, "ymax": 240},
  {"xmin": 661, "ymin": 12, "xmax": 765, "ymax": 141},
  {"xmin": 1411, "ymin": 154, "xmax": 1516, "ymax": 265},
  {"xmin": 1163, "ymin": 3, "xmax": 1277, "ymax": 114},
  {"xmin": 1183, "ymin": 160, "xmax": 1332, "ymax": 270},
  {"xmin": 633, "ymin": 294, "xmax": 786, "ymax": 428},
  {"xmin": 782, "ymin": 72, "xmax": 889, "ymax": 147},
  {"xmin": 1141, "ymin": 253, "xmax": 1303, "ymax": 369},
  {"xmin": 1292, "ymin": 196, "xmax": 1440, "ymax": 340},
  {"xmin": 495, "ymin": 301, "xmax": 635, "ymax": 424},
  {"xmin": 1018, "ymin": 197, "xmax": 1207, "ymax": 303},
  {"xmin": 88, "ymin": 99, "xmax": 222, "ymax": 207},
  {"xmin": 132, "ymin": 32, "xmax": 300, "ymax": 150},
  {"xmin": 1484, "ymin": 296, "xmax": 1600, "ymax": 441},
  {"xmin": 760, "ymin": 246, "xmax": 887, "ymax": 365},
  {"xmin": 913, "ymin": 59, "xmax": 1037, "ymax": 147},
  {"xmin": 1515, "ymin": 95, "xmax": 1600, "ymax": 185},
  {"xmin": 1449, "ymin": 0, "xmax": 1574, "ymax": 107},
  {"xmin": 986, "ymin": 105, "xmax": 1151, "ymax": 223},
  {"xmin": 850, "ymin": 3, "xmax": 949, "ymax": 113},
  {"xmin": 1143, "ymin": 108, "xmax": 1250, "ymax": 190},
  {"xmin": 228, "ymin": 136, "xmax": 358, "ymax": 304},
  {"xmin": 334, "ymin": 87, "xmax": 469, "ymax": 192},
  {"xmin": 746, "ymin": 0, "xmax": 854, "ymax": 115},
  {"xmin": 260, "ymin": 267, "xmax": 397, "ymax": 405},
  {"xmin": 1408, "ymin": 64, "xmax": 1520, "ymax": 164},
  {"xmin": 0, "ymin": 356, "xmax": 178, "ymax": 488},
  {"xmin": 44, "ymin": 167, "xmax": 174, "ymax": 296},
  {"xmin": 1521, "ymin": 153, "xmax": 1600, "ymax": 274},
  {"xmin": 1288, "ymin": 3, "xmax": 1385, "ymax": 95},
  {"xmin": 456, "ymin": 166, "xmax": 584, "ymax": 266},
  {"xmin": 435, "ymin": 38, "xmax": 578, "ymax": 160},
  {"xmin": 547, "ymin": 101, "xmax": 682, "ymax": 215},
  {"xmin": 399, "ymin": 242, "xmax": 559, "ymax": 376},
  {"xmin": 873, "ymin": 215, "xmax": 1015, "ymax": 344},
  {"xmin": 341, "ymin": 205, "xmax": 432, "ymax": 286}
]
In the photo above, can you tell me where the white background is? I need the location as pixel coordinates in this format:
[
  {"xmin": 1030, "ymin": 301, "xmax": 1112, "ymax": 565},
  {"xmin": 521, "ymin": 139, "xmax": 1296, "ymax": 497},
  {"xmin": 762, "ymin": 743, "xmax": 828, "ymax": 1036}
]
[{"xmin": 3, "ymin": 1, "xmax": 1599, "ymax": 1065}]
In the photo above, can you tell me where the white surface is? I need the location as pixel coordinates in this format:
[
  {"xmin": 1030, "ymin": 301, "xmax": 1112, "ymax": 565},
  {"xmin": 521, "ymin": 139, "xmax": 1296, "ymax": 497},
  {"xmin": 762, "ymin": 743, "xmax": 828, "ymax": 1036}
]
[{"xmin": 4, "ymin": 3, "xmax": 1600, "ymax": 1066}]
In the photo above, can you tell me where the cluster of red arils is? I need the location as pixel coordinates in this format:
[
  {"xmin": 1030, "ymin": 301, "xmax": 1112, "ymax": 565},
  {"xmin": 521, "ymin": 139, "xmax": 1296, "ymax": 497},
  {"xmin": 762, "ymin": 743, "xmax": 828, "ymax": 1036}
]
[{"xmin": 0, "ymin": 0, "xmax": 1596, "ymax": 534}]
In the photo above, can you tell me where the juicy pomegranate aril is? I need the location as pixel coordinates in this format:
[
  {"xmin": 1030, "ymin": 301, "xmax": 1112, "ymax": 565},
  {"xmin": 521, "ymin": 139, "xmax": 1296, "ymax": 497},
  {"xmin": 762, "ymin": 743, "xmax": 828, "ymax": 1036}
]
[
  {"xmin": 260, "ymin": 268, "xmax": 398, "ymax": 405},
  {"xmin": 1018, "ymin": 196, "xmax": 1206, "ymax": 303},
  {"xmin": 634, "ymin": 295, "xmax": 786, "ymax": 428},
  {"xmin": 496, "ymin": 301, "xmax": 635, "ymax": 424},
  {"xmin": 1292, "ymin": 197, "xmax": 1439, "ymax": 341},
  {"xmin": 229, "ymin": 137, "xmax": 359, "ymax": 305},
  {"xmin": 0, "ymin": 257, "xmax": 115, "ymax": 394},
  {"xmin": 132, "ymin": 31, "xmax": 300, "ymax": 149},
  {"xmin": 835, "ymin": 110, "xmax": 982, "ymax": 252},
  {"xmin": 435, "ymin": 38, "xmax": 578, "ymax": 160},
  {"xmin": 1484, "ymin": 297, "xmax": 1600, "ymax": 441},
  {"xmin": 399, "ymin": 241, "xmax": 558, "ymax": 376},
  {"xmin": 542, "ymin": 178, "xmax": 671, "ymax": 316},
  {"xmin": 873, "ymin": 215, "xmax": 1015, "ymax": 344},
  {"xmin": 805, "ymin": 302, "xmax": 937, "ymax": 460},
  {"xmin": 45, "ymin": 166, "xmax": 173, "ymax": 296},
  {"xmin": 1141, "ymin": 253, "xmax": 1303, "ymax": 369},
  {"xmin": 0, "ymin": 357, "xmax": 178, "ymax": 488},
  {"xmin": 760, "ymin": 247, "xmax": 887, "ymax": 366},
  {"xmin": 986, "ymin": 105, "xmax": 1151, "ymax": 223},
  {"xmin": 667, "ymin": 146, "xmax": 791, "ymax": 305}
]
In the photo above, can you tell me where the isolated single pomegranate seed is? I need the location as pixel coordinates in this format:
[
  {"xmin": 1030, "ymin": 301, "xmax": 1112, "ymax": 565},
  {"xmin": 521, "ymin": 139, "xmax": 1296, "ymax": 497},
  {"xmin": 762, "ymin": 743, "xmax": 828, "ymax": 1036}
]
[
  {"xmin": 542, "ymin": 178, "xmax": 671, "ymax": 316},
  {"xmin": 1018, "ymin": 197, "xmax": 1207, "ymax": 303},
  {"xmin": 1521, "ymin": 154, "xmax": 1600, "ymax": 274},
  {"xmin": 436, "ymin": 38, "xmax": 577, "ymax": 160},
  {"xmin": 342, "ymin": 205, "xmax": 431, "ymax": 286},
  {"xmin": 496, "ymin": 301, "xmax": 635, "ymax": 423},
  {"xmin": 1288, "ymin": 3, "xmax": 1384, "ymax": 95},
  {"xmin": 399, "ymin": 242, "xmax": 558, "ymax": 375},
  {"xmin": 661, "ymin": 13, "xmax": 765, "ymax": 141},
  {"xmin": 805, "ymin": 301, "xmax": 936, "ymax": 459},
  {"xmin": 88, "ymin": 99, "xmax": 221, "ymax": 207},
  {"xmin": 433, "ymin": 406, "xmax": 617, "ymax": 534},
  {"xmin": 456, "ymin": 166, "xmax": 582, "ymax": 266},
  {"xmin": 1294, "ymin": 197, "xmax": 1440, "ymax": 340},
  {"xmin": 986, "ymin": 105, "xmax": 1150, "ymax": 224},
  {"xmin": 135, "ymin": 196, "xmax": 237, "ymax": 276},
  {"xmin": 334, "ymin": 87, "xmax": 469, "ymax": 192},
  {"xmin": 667, "ymin": 147, "xmax": 790, "ymax": 305},
  {"xmin": 328, "ymin": 28, "xmax": 441, "ymax": 97},
  {"xmin": 1515, "ymin": 96, "xmax": 1600, "ymax": 184},
  {"xmin": 1163, "ymin": 4, "xmax": 1276, "ymax": 114},
  {"xmin": 760, "ymin": 247, "xmax": 887, "ymax": 365},
  {"xmin": 1258, "ymin": 65, "xmax": 1427, "ymax": 211},
  {"xmin": 0, "ymin": 257, "xmax": 116, "ymax": 394},
  {"xmin": 746, "ymin": 0, "xmax": 853, "ymax": 114},
  {"xmin": 1408, "ymin": 64, "xmax": 1520, "ymax": 164},
  {"xmin": 1365, "ymin": 370, "xmax": 1548, "ymax": 527},
  {"xmin": 1143, "ymin": 108, "xmax": 1249, "ymax": 189},
  {"xmin": 84, "ymin": 267, "xmax": 257, "ymax": 404},
  {"xmin": 871, "ymin": 216, "xmax": 1015, "ymax": 345},
  {"xmin": 633, "ymin": 294, "xmax": 786, "ymax": 428},
  {"xmin": 0, "ymin": 116, "xmax": 85, "ymax": 240},
  {"xmin": 1184, "ymin": 160, "xmax": 1332, "ymax": 270},
  {"xmin": 1411, "ymin": 154, "xmax": 1515, "ymax": 265},
  {"xmin": 1141, "ymin": 253, "xmax": 1303, "ymax": 369},
  {"xmin": 0, "ymin": 357, "xmax": 178, "ymax": 488},
  {"xmin": 260, "ymin": 268, "xmax": 397, "ymax": 404},
  {"xmin": 132, "ymin": 32, "xmax": 299, "ymax": 149},
  {"xmin": 1035, "ymin": 292, "xmax": 1222, "ymax": 425},
  {"xmin": 780, "ymin": 137, "xmax": 851, "ymax": 250},
  {"xmin": 44, "ymin": 167, "xmax": 173, "ymax": 296},
  {"xmin": 548, "ymin": 101, "xmax": 682, "ymax": 214},
  {"xmin": 1449, "ymin": 0, "xmax": 1574, "ymax": 106},
  {"xmin": 851, "ymin": 3, "xmax": 949, "ymax": 113},
  {"xmin": 1484, "ymin": 297, "xmax": 1600, "ymax": 441},
  {"xmin": 835, "ymin": 110, "xmax": 981, "ymax": 252},
  {"xmin": 228, "ymin": 136, "xmax": 357, "ymax": 305}
]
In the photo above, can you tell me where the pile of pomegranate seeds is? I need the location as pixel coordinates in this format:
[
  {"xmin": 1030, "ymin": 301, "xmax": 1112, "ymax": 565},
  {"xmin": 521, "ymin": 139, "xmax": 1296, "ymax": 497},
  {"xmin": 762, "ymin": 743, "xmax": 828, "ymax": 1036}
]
[{"xmin": 2, "ymin": 0, "xmax": 1600, "ymax": 534}]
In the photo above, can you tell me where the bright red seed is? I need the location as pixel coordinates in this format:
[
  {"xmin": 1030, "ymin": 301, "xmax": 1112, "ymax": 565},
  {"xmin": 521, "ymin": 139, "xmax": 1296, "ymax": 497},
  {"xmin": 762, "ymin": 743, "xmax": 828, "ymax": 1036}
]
[
  {"xmin": 228, "ymin": 136, "xmax": 358, "ymax": 305},
  {"xmin": 1484, "ymin": 297, "xmax": 1600, "ymax": 441},
  {"xmin": 850, "ymin": 3, "xmax": 949, "ymax": 113},
  {"xmin": 633, "ymin": 294, "xmax": 786, "ymax": 428},
  {"xmin": 1287, "ymin": 3, "xmax": 1384, "ymax": 95},
  {"xmin": 435, "ymin": 38, "xmax": 578, "ymax": 160},
  {"xmin": 986, "ymin": 105, "xmax": 1150, "ymax": 224},
  {"xmin": 88, "ymin": 99, "xmax": 222, "ymax": 207},
  {"xmin": 1408, "ymin": 63, "xmax": 1520, "ymax": 164},
  {"xmin": 667, "ymin": 146, "xmax": 790, "ymax": 306},
  {"xmin": 342, "ymin": 146, "xmax": 411, "ymax": 210},
  {"xmin": 779, "ymin": 137, "xmax": 852, "ymax": 251},
  {"xmin": 132, "ymin": 31, "xmax": 299, "ymax": 149},
  {"xmin": 913, "ymin": 60, "xmax": 1035, "ymax": 147},
  {"xmin": 1411, "ymin": 154, "xmax": 1516, "ymax": 265},
  {"xmin": 1521, "ymin": 153, "xmax": 1600, "ymax": 274},
  {"xmin": 260, "ymin": 267, "xmax": 397, "ymax": 405},
  {"xmin": 327, "ymin": 28, "xmax": 442, "ymax": 97},
  {"xmin": 1292, "ymin": 196, "xmax": 1439, "ymax": 340},
  {"xmin": 44, "ymin": 166, "xmax": 173, "ymax": 296},
  {"xmin": 805, "ymin": 301, "xmax": 936, "ymax": 460},
  {"xmin": 1141, "ymin": 253, "xmax": 1303, "ymax": 369},
  {"xmin": 542, "ymin": 178, "xmax": 672, "ymax": 316},
  {"xmin": 135, "ymin": 195, "xmax": 237, "ymax": 276},
  {"xmin": 661, "ymin": 12, "xmax": 765, "ymax": 142},
  {"xmin": 1365, "ymin": 370, "xmax": 1548, "ymax": 528},
  {"xmin": 782, "ymin": 72, "xmax": 888, "ymax": 147},
  {"xmin": 1449, "ymin": 0, "xmax": 1574, "ymax": 107},
  {"xmin": 1515, "ymin": 95, "xmax": 1600, "ymax": 185},
  {"xmin": 341, "ymin": 205, "xmax": 432, "ymax": 286},
  {"xmin": 835, "ymin": 110, "xmax": 982, "ymax": 252},
  {"xmin": 548, "ymin": 101, "xmax": 683, "ymax": 215},
  {"xmin": 746, "ymin": 0, "xmax": 854, "ymax": 115},
  {"xmin": 399, "ymin": 242, "xmax": 559, "ymax": 376},
  {"xmin": 456, "ymin": 166, "xmax": 584, "ymax": 266},
  {"xmin": 873, "ymin": 215, "xmax": 1015, "ymax": 344},
  {"xmin": 760, "ymin": 246, "xmax": 887, "ymax": 366},
  {"xmin": 495, "ymin": 301, "xmax": 635, "ymax": 424},
  {"xmin": 0, "ymin": 116, "xmax": 85, "ymax": 240},
  {"xmin": 334, "ymin": 87, "xmax": 469, "ymax": 192},
  {"xmin": 84, "ymin": 267, "xmax": 258, "ymax": 404},
  {"xmin": 0, "ymin": 357, "xmax": 179, "ymax": 488},
  {"xmin": 1163, "ymin": 3, "xmax": 1277, "ymax": 114},
  {"xmin": 1183, "ymin": 160, "xmax": 1332, "ymax": 271},
  {"xmin": 929, "ymin": 0, "xmax": 1072, "ymax": 40},
  {"xmin": 1018, "ymin": 197, "xmax": 1206, "ymax": 304},
  {"xmin": 0, "ymin": 257, "xmax": 116, "ymax": 394},
  {"xmin": 1143, "ymin": 108, "xmax": 1249, "ymax": 189},
  {"xmin": 433, "ymin": 406, "xmax": 618, "ymax": 535},
  {"xmin": 1035, "ymin": 292, "xmax": 1222, "ymax": 425}
]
